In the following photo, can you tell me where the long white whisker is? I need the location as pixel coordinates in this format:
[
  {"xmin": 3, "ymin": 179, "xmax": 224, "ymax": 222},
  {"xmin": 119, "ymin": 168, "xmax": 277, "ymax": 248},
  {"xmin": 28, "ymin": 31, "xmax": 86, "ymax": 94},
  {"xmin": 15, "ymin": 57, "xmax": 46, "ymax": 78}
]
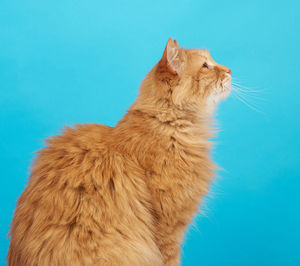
[
  {"xmin": 232, "ymin": 82, "xmax": 266, "ymax": 94},
  {"xmin": 232, "ymin": 86, "xmax": 267, "ymax": 101},
  {"xmin": 232, "ymin": 91, "xmax": 265, "ymax": 114},
  {"xmin": 232, "ymin": 78, "xmax": 264, "ymax": 90},
  {"xmin": 234, "ymin": 91, "xmax": 262, "ymax": 105},
  {"xmin": 232, "ymin": 85, "xmax": 261, "ymax": 94},
  {"xmin": 232, "ymin": 87, "xmax": 265, "ymax": 105}
]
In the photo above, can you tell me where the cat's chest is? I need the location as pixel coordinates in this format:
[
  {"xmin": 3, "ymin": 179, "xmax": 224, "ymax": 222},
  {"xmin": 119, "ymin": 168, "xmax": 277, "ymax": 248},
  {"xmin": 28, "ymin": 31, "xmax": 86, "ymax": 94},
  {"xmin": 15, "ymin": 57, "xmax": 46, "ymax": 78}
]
[{"xmin": 146, "ymin": 143, "xmax": 212, "ymax": 213}]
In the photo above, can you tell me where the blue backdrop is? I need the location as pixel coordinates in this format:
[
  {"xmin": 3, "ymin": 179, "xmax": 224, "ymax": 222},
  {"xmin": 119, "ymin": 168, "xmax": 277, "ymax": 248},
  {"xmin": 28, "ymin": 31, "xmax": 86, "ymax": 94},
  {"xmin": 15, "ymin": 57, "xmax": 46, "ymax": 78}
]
[{"xmin": 1, "ymin": 0, "xmax": 299, "ymax": 265}]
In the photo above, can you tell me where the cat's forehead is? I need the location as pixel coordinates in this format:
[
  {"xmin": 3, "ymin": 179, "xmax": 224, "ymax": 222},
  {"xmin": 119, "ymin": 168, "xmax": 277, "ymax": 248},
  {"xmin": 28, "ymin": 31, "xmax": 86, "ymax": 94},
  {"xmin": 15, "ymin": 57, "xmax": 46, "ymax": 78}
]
[
  {"xmin": 187, "ymin": 49, "xmax": 211, "ymax": 60},
  {"xmin": 184, "ymin": 49, "xmax": 214, "ymax": 67}
]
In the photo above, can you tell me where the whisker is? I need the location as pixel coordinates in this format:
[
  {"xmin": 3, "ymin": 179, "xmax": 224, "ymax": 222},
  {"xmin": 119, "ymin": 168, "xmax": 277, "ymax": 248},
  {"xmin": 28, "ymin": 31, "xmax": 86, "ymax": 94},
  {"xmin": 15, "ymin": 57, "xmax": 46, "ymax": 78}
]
[
  {"xmin": 232, "ymin": 91, "xmax": 265, "ymax": 114},
  {"xmin": 229, "ymin": 77, "xmax": 267, "ymax": 114},
  {"xmin": 232, "ymin": 78, "xmax": 263, "ymax": 89},
  {"xmin": 232, "ymin": 85, "xmax": 260, "ymax": 93},
  {"xmin": 232, "ymin": 87, "xmax": 265, "ymax": 105},
  {"xmin": 232, "ymin": 86, "xmax": 267, "ymax": 101},
  {"xmin": 232, "ymin": 77, "xmax": 259, "ymax": 88},
  {"xmin": 232, "ymin": 82, "xmax": 266, "ymax": 94},
  {"xmin": 234, "ymin": 91, "xmax": 262, "ymax": 105}
]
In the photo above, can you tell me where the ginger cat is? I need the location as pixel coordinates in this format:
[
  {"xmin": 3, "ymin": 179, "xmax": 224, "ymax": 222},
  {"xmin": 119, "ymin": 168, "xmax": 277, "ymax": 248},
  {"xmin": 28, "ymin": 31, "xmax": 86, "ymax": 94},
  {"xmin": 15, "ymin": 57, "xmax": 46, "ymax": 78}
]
[{"xmin": 8, "ymin": 38, "xmax": 231, "ymax": 266}]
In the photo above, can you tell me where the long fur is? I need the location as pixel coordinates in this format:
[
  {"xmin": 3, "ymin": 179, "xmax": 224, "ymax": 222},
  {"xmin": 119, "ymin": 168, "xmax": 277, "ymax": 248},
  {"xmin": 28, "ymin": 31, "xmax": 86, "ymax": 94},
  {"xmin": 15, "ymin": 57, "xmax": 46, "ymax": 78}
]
[{"xmin": 8, "ymin": 38, "xmax": 231, "ymax": 266}]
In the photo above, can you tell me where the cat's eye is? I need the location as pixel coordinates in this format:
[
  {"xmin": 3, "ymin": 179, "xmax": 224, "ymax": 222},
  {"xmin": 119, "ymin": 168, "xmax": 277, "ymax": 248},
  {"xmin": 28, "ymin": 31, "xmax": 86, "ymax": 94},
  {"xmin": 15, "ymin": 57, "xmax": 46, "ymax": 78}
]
[{"xmin": 203, "ymin": 63, "xmax": 209, "ymax": 69}]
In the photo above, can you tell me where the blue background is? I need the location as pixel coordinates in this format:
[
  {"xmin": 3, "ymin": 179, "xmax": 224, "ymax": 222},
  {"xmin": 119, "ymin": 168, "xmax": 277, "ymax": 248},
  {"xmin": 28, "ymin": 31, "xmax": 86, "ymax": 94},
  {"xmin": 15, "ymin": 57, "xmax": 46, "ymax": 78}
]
[{"xmin": 1, "ymin": 0, "xmax": 299, "ymax": 265}]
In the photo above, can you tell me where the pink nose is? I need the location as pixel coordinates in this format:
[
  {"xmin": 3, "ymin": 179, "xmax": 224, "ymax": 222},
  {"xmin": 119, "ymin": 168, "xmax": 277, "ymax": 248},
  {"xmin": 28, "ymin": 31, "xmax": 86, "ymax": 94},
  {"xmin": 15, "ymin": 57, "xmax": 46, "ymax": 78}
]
[{"xmin": 227, "ymin": 68, "xmax": 231, "ymax": 75}]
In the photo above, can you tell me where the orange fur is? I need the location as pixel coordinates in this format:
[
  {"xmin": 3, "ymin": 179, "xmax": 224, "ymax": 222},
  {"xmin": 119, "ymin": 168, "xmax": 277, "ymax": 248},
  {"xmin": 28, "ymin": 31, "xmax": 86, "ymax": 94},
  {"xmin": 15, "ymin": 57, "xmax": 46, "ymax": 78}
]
[{"xmin": 8, "ymin": 38, "xmax": 231, "ymax": 266}]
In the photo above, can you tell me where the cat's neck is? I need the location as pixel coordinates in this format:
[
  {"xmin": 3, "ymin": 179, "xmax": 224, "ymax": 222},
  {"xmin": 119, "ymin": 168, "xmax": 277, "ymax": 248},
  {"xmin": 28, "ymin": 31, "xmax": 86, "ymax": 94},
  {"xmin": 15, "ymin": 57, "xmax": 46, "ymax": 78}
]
[
  {"xmin": 116, "ymin": 98, "xmax": 214, "ymax": 142},
  {"xmin": 113, "ymin": 100, "xmax": 214, "ymax": 175}
]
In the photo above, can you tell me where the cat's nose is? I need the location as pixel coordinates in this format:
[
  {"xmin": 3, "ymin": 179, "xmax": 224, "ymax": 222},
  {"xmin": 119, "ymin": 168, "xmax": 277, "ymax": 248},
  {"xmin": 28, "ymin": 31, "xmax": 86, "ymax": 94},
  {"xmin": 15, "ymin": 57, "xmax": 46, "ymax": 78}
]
[{"xmin": 226, "ymin": 68, "xmax": 231, "ymax": 75}]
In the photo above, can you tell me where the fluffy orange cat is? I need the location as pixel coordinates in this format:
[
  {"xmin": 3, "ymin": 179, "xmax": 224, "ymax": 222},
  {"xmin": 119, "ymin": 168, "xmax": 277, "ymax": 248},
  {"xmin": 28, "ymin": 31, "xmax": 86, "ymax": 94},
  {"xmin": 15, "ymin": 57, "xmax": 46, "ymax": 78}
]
[{"xmin": 8, "ymin": 38, "xmax": 231, "ymax": 266}]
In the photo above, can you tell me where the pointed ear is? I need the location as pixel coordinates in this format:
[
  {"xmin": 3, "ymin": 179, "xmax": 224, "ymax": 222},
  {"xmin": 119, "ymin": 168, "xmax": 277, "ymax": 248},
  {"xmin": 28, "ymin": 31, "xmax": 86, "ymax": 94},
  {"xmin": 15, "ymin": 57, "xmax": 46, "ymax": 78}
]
[{"xmin": 160, "ymin": 38, "xmax": 182, "ymax": 75}]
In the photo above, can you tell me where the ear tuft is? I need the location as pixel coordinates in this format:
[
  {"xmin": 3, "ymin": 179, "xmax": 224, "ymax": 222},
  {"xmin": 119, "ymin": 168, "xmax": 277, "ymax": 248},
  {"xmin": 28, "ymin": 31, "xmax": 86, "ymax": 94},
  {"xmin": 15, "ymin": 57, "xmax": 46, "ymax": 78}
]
[{"xmin": 160, "ymin": 38, "xmax": 182, "ymax": 75}]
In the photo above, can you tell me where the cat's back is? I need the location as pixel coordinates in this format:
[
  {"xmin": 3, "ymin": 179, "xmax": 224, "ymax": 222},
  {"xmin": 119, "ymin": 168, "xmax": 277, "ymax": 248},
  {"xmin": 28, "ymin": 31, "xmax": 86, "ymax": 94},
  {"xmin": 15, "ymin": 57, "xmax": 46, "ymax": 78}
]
[
  {"xmin": 8, "ymin": 123, "xmax": 162, "ymax": 266},
  {"xmin": 8, "ymin": 123, "xmax": 111, "ymax": 265},
  {"xmin": 28, "ymin": 123, "xmax": 114, "ymax": 194},
  {"xmin": 46, "ymin": 123, "xmax": 113, "ymax": 153}
]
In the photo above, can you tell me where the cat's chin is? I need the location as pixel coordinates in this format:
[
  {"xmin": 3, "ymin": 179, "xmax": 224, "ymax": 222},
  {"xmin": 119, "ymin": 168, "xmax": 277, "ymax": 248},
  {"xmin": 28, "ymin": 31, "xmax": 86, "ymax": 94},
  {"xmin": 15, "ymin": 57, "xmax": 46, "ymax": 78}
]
[
  {"xmin": 204, "ymin": 86, "xmax": 231, "ymax": 114},
  {"xmin": 207, "ymin": 77, "xmax": 231, "ymax": 105},
  {"xmin": 220, "ymin": 86, "xmax": 231, "ymax": 100},
  {"xmin": 207, "ymin": 88, "xmax": 231, "ymax": 104}
]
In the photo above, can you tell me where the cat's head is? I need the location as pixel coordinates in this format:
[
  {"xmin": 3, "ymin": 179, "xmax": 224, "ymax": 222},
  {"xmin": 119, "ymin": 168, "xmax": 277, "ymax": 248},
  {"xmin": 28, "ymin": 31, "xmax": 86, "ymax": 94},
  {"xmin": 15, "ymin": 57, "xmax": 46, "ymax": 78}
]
[{"xmin": 140, "ymin": 38, "xmax": 231, "ymax": 113}]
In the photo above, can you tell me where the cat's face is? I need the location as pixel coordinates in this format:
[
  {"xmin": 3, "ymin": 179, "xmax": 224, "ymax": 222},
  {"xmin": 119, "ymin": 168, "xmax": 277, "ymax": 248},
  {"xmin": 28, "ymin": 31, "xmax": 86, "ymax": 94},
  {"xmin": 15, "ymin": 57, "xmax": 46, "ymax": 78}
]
[
  {"xmin": 183, "ymin": 49, "xmax": 232, "ymax": 104},
  {"xmin": 155, "ymin": 38, "xmax": 231, "ymax": 110}
]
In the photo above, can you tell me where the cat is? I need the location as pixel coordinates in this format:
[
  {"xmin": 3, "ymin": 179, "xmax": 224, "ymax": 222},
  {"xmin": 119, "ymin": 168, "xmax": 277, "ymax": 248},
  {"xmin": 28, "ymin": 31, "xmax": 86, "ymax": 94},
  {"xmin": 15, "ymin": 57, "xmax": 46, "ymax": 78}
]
[{"xmin": 7, "ymin": 38, "xmax": 231, "ymax": 266}]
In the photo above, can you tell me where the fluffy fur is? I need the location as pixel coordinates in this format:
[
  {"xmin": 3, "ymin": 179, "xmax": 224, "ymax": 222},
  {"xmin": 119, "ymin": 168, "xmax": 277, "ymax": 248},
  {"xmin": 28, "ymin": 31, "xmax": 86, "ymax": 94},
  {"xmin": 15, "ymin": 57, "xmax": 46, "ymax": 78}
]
[{"xmin": 8, "ymin": 38, "xmax": 231, "ymax": 266}]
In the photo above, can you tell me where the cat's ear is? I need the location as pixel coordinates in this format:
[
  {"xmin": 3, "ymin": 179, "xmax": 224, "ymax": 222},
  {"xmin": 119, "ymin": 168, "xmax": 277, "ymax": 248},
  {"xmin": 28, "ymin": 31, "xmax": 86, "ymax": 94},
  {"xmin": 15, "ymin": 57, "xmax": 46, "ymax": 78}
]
[{"xmin": 159, "ymin": 38, "xmax": 182, "ymax": 75}]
